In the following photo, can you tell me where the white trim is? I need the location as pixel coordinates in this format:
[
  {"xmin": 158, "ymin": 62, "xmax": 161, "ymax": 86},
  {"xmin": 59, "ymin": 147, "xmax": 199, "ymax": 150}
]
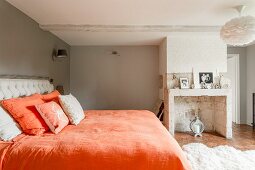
[{"xmin": 227, "ymin": 54, "xmax": 240, "ymax": 124}]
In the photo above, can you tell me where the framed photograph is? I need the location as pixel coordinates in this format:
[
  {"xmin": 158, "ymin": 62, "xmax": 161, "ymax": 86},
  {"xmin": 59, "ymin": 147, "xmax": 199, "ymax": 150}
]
[
  {"xmin": 193, "ymin": 68, "xmax": 216, "ymax": 89},
  {"xmin": 198, "ymin": 72, "xmax": 213, "ymax": 89},
  {"xmin": 199, "ymin": 72, "xmax": 213, "ymax": 84},
  {"xmin": 180, "ymin": 78, "xmax": 189, "ymax": 89}
]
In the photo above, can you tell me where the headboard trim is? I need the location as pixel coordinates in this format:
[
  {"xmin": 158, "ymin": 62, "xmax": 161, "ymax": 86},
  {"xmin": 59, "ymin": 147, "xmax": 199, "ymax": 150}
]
[{"xmin": 0, "ymin": 75, "xmax": 50, "ymax": 80}]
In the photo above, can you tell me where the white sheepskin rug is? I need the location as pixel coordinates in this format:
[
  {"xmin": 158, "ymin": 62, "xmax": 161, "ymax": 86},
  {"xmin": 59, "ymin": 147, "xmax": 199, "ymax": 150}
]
[{"xmin": 182, "ymin": 143, "xmax": 255, "ymax": 170}]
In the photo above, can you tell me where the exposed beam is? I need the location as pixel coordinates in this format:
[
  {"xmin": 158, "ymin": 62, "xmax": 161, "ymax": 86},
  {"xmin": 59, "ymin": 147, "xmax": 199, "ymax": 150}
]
[{"xmin": 40, "ymin": 24, "xmax": 221, "ymax": 32}]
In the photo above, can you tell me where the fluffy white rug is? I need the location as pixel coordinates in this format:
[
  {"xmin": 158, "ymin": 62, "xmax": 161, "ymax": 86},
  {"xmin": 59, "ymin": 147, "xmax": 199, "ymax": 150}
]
[{"xmin": 182, "ymin": 143, "xmax": 255, "ymax": 170}]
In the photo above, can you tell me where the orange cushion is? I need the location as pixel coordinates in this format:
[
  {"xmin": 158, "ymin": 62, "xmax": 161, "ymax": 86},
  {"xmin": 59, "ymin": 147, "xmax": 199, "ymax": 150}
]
[
  {"xmin": 35, "ymin": 101, "xmax": 69, "ymax": 134},
  {"xmin": 41, "ymin": 90, "xmax": 60, "ymax": 103},
  {"xmin": 29, "ymin": 93, "xmax": 42, "ymax": 98},
  {"xmin": 1, "ymin": 95, "xmax": 49, "ymax": 135}
]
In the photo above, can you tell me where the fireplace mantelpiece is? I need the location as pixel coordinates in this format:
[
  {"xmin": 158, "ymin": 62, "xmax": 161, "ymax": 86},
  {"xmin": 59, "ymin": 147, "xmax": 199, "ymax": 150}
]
[{"xmin": 164, "ymin": 89, "xmax": 232, "ymax": 139}]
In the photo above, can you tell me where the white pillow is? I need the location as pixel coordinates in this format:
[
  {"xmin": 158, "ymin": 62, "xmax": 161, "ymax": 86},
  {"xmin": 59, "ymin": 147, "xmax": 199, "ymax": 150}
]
[
  {"xmin": 59, "ymin": 94, "xmax": 85, "ymax": 125},
  {"xmin": 0, "ymin": 106, "xmax": 22, "ymax": 141}
]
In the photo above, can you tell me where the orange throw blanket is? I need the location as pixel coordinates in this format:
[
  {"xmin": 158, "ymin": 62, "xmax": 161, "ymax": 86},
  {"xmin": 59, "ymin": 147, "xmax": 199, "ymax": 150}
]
[{"xmin": 1, "ymin": 110, "xmax": 190, "ymax": 170}]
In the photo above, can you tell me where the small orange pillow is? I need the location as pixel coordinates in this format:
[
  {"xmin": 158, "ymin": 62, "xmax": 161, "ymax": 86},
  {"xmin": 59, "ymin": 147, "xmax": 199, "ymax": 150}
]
[
  {"xmin": 41, "ymin": 90, "xmax": 60, "ymax": 103},
  {"xmin": 35, "ymin": 101, "xmax": 69, "ymax": 134},
  {"xmin": 1, "ymin": 95, "xmax": 49, "ymax": 135}
]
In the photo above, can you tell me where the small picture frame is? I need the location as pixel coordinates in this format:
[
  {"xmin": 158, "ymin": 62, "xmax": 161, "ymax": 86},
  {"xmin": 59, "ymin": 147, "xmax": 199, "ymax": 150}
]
[{"xmin": 180, "ymin": 78, "xmax": 189, "ymax": 89}]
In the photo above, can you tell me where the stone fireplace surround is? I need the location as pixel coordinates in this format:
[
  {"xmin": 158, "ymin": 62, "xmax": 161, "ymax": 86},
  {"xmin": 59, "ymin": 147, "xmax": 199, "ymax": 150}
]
[{"xmin": 164, "ymin": 88, "xmax": 232, "ymax": 139}]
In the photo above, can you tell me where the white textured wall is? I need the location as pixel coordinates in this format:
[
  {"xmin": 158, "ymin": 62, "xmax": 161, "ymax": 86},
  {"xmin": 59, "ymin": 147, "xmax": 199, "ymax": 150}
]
[
  {"xmin": 70, "ymin": 46, "xmax": 159, "ymax": 110},
  {"xmin": 166, "ymin": 33, "xmax": 227, "ymax": 73},
  {"xmin": 247, "ymin": 44, "xmax": 255, "ymax": 125}
]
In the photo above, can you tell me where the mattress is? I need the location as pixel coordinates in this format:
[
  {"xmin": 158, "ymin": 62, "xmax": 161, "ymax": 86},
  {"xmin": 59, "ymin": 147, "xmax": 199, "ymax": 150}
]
[{"xmin": 1, "ymin": 110, "xmax": 190, "ymax": 170}]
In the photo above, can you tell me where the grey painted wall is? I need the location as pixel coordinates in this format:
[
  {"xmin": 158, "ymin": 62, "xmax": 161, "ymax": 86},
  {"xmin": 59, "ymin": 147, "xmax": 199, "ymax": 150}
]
[
  {"xmin": 0, "ymin": 0, "xmax": 70, "ymax": 93},
  {"xmin": 227, "ymin": 47, "xmax": 247, "ymax": 124},
  {"xmin": 70, "ymin": 46, "xmax": 159, "ymax": 110},
  {"xmin": 246, "ymin": 44, "xmax": 255, "ymax": 125}
]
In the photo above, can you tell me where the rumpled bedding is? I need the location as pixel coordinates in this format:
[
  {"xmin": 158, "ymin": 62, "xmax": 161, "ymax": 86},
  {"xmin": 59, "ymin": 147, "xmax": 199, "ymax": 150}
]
[{"xmin": 0, "ymin": 110, "xmax": 190, "ymax": 170}]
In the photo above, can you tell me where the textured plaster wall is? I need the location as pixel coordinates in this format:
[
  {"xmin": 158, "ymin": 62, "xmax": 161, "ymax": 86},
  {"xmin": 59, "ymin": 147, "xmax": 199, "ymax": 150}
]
[{"xmin": 166, "ymin": 33, "xmax": 227, "ymax": 73}]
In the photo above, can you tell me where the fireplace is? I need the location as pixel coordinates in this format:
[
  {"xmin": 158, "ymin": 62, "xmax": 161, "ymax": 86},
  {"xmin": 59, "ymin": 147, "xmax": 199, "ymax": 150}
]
[{"xmin": 164, "ymin": 89, "xmax": 232, "ymax": 139}]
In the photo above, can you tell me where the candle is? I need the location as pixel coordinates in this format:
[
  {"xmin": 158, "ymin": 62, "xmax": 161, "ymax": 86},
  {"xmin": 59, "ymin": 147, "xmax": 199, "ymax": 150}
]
[
  {"xmin": 216, "ymin": 68, "xmax": 219, "ymax": 77},
  {"xmin": 194, "ymin": 124, "xmax": 200, "ymax": 134}
]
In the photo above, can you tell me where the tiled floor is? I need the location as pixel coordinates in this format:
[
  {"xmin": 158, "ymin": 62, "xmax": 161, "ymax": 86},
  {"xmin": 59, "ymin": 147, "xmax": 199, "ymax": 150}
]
[{"xmin": 175, "ymin": 124, "xmax": 255, "ymax": 150}]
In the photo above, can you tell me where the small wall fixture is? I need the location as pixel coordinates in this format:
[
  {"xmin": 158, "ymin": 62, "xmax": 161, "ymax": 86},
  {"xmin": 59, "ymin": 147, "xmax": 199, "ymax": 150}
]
[{"xmin": 52, "ymin": 49, "xmax": 68, "ymax": 61}]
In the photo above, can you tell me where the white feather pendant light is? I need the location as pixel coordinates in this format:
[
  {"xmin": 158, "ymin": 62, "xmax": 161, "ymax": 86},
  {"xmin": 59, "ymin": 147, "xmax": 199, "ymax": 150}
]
[{"xmin": 220, "ymin": 5, "xmax": 255, "ymax": 46}]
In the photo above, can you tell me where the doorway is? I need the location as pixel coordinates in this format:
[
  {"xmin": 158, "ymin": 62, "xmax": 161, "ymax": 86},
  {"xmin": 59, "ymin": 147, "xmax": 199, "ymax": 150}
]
[{"xmin": 222, "ymin": 54, "xmax": 240, "ymax": 124}]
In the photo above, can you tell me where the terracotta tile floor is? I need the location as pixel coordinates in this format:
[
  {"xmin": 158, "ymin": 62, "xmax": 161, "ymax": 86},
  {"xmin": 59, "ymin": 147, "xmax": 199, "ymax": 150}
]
[{"xmin": 175, "ymin": 124, "xmax": 255, "ymax": 150}]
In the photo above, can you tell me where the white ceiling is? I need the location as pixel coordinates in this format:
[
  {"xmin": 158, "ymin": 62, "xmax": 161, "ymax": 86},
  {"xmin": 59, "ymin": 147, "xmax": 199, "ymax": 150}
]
[{"xmin": 6, "ymin": 0, "xmax": 255, "ymax": 46}]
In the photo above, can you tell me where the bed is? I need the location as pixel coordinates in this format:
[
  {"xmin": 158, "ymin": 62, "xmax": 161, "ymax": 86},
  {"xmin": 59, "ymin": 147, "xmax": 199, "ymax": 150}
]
[{"xmin": 0, "ymin": 78, "xmax": 190, "ymax": 170}]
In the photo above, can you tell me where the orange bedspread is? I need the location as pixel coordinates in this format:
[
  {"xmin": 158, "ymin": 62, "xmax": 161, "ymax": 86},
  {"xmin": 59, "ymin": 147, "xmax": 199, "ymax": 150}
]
[{"xmin": 1, "ymin": 110, "xmax": 190, "ymax": 170}]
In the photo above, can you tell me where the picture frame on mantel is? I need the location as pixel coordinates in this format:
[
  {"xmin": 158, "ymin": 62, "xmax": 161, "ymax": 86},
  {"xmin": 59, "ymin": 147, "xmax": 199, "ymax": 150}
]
[
  {"xmin": 180, "ymin": 78, "xmax": 189, "ymax": 89},
  {"xmin": 199, "ymin": 72, "xmax": 213, "ymax": 89},
  {"xmin": 193, "ymin": 68, "xmax": 218, "ymax": 89}
]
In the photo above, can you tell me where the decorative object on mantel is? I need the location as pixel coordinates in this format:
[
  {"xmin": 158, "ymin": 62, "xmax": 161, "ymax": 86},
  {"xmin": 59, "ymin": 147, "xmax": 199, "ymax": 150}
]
[
  {"xmin": 193, "ymin": 69, "xmax": 216, "ymax": 89},
  {"xmin": 171, "ymin": 74, "xmax": 179, "ymax": 89},
  {"xmin": 190, "ymin": 116, "xmax": 205, "ymax": 137},
  {"xmin": 168, "ymin": 71, "xmax": 225, "ymax": 90},
  {"xmin": 206, "ymin": 83, "xmax": 212, "ymax": 89},
  {"xmin": 220, "ymin": 5, "xmax": 255, "ymax": 46},
  {"xmin": 213, "ymin": 75, "xmax": 221, "ymax": 89},
  {"xmin": 200, "ymin": 82, "xmax": 207, "ymax": 89},
  {"xmin": 220, "ymin": 75, "xmax": 231, "ymax": 89},
  {"xmin": 180, "ymin": 78, "xmax": 189, "ymax": 89},
  {"xmin": 191, "ymin": 84, "xmax": 195, "ymax": 89},
  {"xmin": 214, "ymin": 83, "xmax": 221, "ymax": 89},
  {"xmin": 190, "ymin": 68, "xmax": 195, "ymax": 89},
  {"xmin": 199, "ymin": 72, "xmax": 213, "ymax": 89}
]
